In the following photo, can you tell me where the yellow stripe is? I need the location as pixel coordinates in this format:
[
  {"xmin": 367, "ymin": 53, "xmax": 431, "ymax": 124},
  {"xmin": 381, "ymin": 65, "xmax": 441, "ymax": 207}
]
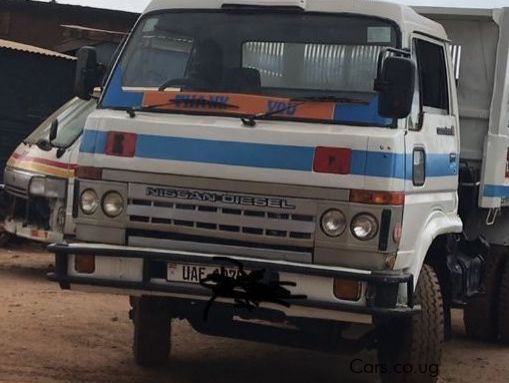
[{"xmin": 8, "ymin": 159, "xmax": 74, "ymax": 178}]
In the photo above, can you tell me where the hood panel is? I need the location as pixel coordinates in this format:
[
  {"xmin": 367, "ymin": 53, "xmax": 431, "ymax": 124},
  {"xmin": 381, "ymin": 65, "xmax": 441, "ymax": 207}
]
[
  {"xmin": 79, "ymin": 110, "xmax": 406, "ymax": 191},
  {"xmin": 7, "ymin": 143, "xmax": 76, "ymax": 179}
]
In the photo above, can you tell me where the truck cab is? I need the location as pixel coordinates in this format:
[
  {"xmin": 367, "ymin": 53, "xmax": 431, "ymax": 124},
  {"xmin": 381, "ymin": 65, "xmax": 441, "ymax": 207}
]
[{"xmin": 49, "ymin": 1, "xmax": 509, "ymax": 381}]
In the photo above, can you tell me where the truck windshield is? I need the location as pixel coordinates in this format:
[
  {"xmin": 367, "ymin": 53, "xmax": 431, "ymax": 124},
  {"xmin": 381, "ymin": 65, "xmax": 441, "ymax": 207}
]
[{"xmin": 102, "ymin": 11, "xmax": 399, "ymax": 127}]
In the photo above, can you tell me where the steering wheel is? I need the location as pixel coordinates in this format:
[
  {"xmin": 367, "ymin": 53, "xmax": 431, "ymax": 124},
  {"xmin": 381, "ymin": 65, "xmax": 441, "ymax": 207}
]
[{"xmin": 158, "ymin": 78, "xmax": 203, "ymax": 91}]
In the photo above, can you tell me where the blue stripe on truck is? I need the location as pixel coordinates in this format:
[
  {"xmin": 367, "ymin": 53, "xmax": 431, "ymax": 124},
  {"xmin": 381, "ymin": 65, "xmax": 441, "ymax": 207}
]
[
  {"xmin": 137, "ymin": 134, "xmax": 315, "ymax": 171},
  {"xmin": 80, "ymin": 130, "xmax": 457, "ymax": 179},
  {"xmin": 483, "ymin": 185, "xmax": 509, "ymax": 198}
]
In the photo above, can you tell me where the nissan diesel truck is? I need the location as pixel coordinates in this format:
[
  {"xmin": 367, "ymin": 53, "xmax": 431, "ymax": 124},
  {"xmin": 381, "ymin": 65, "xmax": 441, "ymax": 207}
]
[{"xmin": 48, "ymin": 1, "xmax": 509, "ymax": 382}]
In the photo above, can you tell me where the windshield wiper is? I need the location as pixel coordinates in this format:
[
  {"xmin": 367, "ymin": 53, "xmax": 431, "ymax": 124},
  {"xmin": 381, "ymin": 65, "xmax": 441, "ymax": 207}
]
[
  {"xmin": 33, "ymin": 139, "xmax": 67, "ymax": 158},
  {"xmin": 241, "ymin": 102, "xmax": 306, "ymax": 127},
  {"xmin": 241, "ymin": 96, "xmax": 369, "ymax": 127},
  {"xmin": 126, "ymin": 98, "xmax": 239, "ymax": 118},
  {"xmin": 35, "ymin": 138, "xmax": 53, "ymax": 152}
]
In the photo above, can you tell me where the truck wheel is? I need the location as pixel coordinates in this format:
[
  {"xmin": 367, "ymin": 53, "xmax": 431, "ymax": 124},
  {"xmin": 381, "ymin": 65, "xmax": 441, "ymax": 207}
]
[
  {"xmin": 378, "ymin": 264, "xmax": 444, "ymax": 383},
  {"xmin": 498, "ymin": 257, "xmax": 509, "ymax": 343},
  {"xmin": 464, "ymin": 246, "xmax": 506, "ymax": 341},
  {"xmin": 132, "ymin": 296, "xmax": 171, "ymax": 367}
]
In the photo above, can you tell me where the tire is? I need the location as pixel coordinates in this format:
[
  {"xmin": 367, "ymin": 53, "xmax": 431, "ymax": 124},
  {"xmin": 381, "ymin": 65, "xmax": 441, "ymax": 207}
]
[
  {"xmin": 132, "ymin": 296, "xmax": 172, "ymax": 367},
  {"xmin": 464, "ymin": 246, "xmax": 506, "ymax": 341},
  {"xmin": 498, "ymin": 257, "xmax": 509, "ymax": 343},
  {"xmin": 378, "ymin": 265, "xmax": 444, "ymax": 383}
]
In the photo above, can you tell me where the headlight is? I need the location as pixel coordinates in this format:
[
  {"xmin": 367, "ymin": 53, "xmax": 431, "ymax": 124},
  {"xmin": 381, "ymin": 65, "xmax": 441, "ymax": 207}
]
[
  {"xmin": 29, "ymin": 177, "xmax": 46, "ymax": 196},
  {"xmin": 29, "ymin": 177, "xmax": 66, "ymax": 198},
  {"xmin": 102, "ymin": 191, "xmax": 124, "ymax": 217},
  {"xmin": 321, "ymin": 209, "xmax": 347, "ymax": 237},
  {"xmin": 80, "ymin": 189, "xmax": 99, "ymax": 215},
  {"xmin": 351, "ymin": 214, "xmax": 379, "ymax": 241}
]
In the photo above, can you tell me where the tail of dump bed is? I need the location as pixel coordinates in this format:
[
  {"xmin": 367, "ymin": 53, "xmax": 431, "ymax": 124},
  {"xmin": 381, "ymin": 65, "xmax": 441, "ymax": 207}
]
[{"xmin": 421, "ymin": 7, "xmax": 509, "ymax": 210}]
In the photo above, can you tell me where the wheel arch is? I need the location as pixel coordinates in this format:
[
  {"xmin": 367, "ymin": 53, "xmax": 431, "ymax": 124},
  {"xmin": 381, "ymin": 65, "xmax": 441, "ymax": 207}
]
[
  {"xmin": 398, "ymin": 212, "xmax": 461, "ymax": 340},
  {"xmin": 400, "ymin": 210, "xmax": 462, "ymax": 289}
]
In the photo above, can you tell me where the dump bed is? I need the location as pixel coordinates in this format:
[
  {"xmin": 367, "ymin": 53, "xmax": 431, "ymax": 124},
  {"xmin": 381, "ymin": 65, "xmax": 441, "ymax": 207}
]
[{"xmin": 417, "ymin": 7, "xmax": 509, "ymax": 209}]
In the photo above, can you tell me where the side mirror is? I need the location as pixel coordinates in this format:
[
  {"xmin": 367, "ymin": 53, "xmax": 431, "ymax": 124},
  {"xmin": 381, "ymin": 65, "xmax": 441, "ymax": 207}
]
[
  {"xmin": 49, "ymin": 119, "xmax": 59, "ymax": 142},
  {"xmin": 74, "ymin": 47, "xmax": 101, "ymax": 101},
  {"xmin": 375, "ymin": 56, "xmax": 416, "ymax": 119}
]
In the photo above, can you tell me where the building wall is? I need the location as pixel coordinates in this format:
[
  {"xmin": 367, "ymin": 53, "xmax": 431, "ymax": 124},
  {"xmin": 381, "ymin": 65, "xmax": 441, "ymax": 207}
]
[
  {"xmin": 0, "ymin": 49, "xmax": 76, "ymax": 175},
  {"xmin": 0, "ymin": 1, "xmax": 138, "ymax": 175},
  {"xmin": 0, "ymin": 0, "xmax": 138, "ymax": 51}
]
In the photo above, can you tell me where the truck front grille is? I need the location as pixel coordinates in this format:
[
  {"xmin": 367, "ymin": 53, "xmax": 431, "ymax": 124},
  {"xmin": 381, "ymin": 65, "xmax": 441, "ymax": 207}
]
[
  {"xmin": 128, "ymin": 199, "xmax": 315, "ymax": 240},
  {"xmin": 126, "ymin": 183, "xmax": 317, "ymax": 249}
]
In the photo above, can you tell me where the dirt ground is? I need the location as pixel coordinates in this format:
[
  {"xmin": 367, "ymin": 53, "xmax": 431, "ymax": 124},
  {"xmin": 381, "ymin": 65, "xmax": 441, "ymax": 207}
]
[{"xmin": 0, "ymin": 241, "xmax": 508, "ymax": 383}]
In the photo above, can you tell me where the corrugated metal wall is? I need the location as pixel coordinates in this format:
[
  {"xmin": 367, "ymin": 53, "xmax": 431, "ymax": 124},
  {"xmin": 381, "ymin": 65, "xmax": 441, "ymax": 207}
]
[
  {"xmin": 243, "ymin": 42, "xmax": 384, "ymax": 92},
  {"xmin": 0, "ymin": 48, "xmax": 75, "ymax": 179}
]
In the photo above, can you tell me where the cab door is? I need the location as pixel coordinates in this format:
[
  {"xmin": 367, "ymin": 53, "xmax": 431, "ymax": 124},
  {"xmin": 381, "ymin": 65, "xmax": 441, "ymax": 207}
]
[{"xmin": 401, "ymin": 36, "xmax": 460, "ymax": 247}]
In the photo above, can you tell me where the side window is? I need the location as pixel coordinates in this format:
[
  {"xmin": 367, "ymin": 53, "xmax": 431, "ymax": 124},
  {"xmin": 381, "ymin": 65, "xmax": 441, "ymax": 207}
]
[{"xmin": 415, "ymin": 39, "xmax": 449, "ymax": 113}]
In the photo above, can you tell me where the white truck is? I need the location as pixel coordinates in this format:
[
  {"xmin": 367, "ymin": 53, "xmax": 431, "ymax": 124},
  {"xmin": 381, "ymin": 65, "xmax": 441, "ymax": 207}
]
[
  {"xmin": 2, "ymin": 98, "xmax": 96, "ymax": 243},
  {"xmin": 48, "ymin": 1, "xmax": 509, "ymax": 381}
]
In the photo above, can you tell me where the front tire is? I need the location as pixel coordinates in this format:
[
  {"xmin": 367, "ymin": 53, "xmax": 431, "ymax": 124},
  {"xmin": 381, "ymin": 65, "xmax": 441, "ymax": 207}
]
[
  {"xmin": 132, "ymin": 296, "xmax": 172, "ymax": 367},
  {"xmin": 378, "ymin": 264, "xmax": 444, "ymax": 383}
]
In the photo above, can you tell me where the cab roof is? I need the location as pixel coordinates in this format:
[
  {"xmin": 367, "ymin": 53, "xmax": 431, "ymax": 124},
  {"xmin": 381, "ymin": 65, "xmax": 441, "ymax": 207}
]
[{"xmin": 144, "ymin": 0, "xmax": 448, "ymax": 42}]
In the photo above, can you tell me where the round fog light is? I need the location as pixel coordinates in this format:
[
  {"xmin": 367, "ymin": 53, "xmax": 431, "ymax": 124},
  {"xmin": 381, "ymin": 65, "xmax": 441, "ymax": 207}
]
[
  {"xmin": 351, "ymin": 214, "xmax": 379, "ymax": 241},
  {"xmin": 102, "ymin": 191, "xmax": 124, "ymax": 217},
  {"xmin": 80, "ymin": 189, "xmax": 99, "ymax": 215},
  {"xmin": 321, "ymin": 209, "xmax": 347, "ymax": 237}
]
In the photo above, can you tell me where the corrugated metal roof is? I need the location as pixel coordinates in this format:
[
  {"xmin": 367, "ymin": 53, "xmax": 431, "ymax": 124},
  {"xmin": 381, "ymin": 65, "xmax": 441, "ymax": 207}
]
[{"xmin": 0, "ymin": 39, "xmax": 76, "ymax": 60}]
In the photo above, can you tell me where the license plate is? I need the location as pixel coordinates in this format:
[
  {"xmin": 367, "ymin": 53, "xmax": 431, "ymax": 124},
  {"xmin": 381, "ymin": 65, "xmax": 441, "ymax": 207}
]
[{"xmin": 167, "ymin": 263, "xmax": 242, "ymax": 284}]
